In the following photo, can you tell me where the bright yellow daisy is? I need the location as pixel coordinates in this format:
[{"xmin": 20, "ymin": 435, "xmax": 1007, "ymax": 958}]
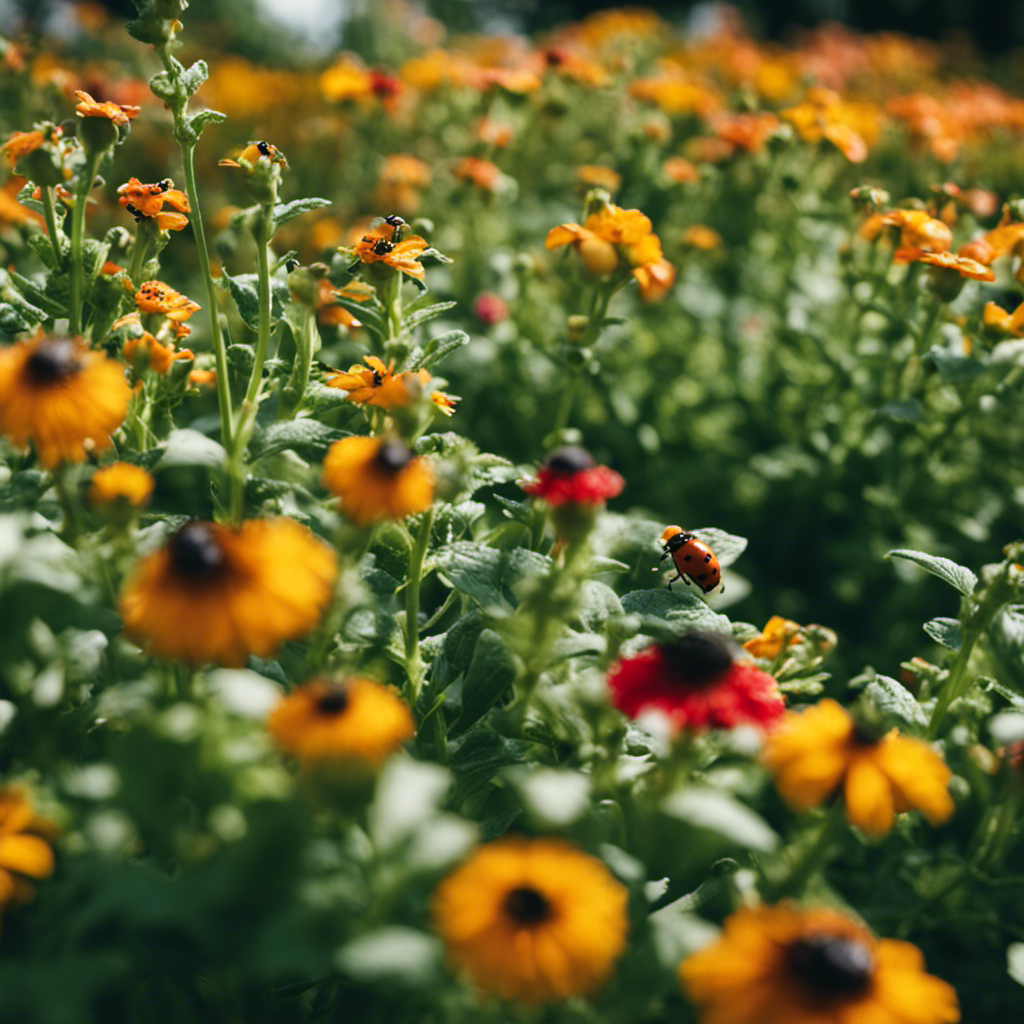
[
  {"xmin": 680, "ymin": 903, "xmax": 959, "ymax": 1024},
  {"xmin": 266, "ymin": 677, "xmax": 414, "ymax": 765},
  {"xmin": 323, "ymin": 436, "xmax": 434, "ymax": 525},
  {"xmin": 0, "ymin": 788, "xmax": 55, "ymax": 914},
  {"xmin": 432, "ymin": 836, "xmax": 629, "ymax": 1004},
  {"xmin": 0, "ymin": 335, "xmax": 130, "ymax": 468},
  {"xmin": 119, "ymin": 518, "xmax": 337, "ymax": 667},
  {"xmin": 762, "ymin": 699, "xmax": 954, "ymax": 836}
]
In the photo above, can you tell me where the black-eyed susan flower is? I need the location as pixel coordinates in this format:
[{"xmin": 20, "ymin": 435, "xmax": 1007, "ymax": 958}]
[
  {"xmin": 116, "ymin": 176, "xmax": 190, "ymax": 231},
  {"xmin": 73, "ymin": 89, "xmax": 140, "ymax": 127},
  {"xmin": 323, "ymin": 436, "xmax": 434, "ymax": 525},
  {"xmin": 326, "ymin": 355, "xmax": 429, "ymax": 408},
  {"xmin": 521, "ymin": 446, "xmax": 623, "ymax": 507},
  {"xmin": 608, "ymin": 632, "xmax": 785, "ymax": 734},
  {"xmin": 88, "ymin": 462, "xmax": 154, "ymax": 510},
  {"xmin": 119, "ymin": 519, "xmax": 337, "ymax": 667},
  {"xmin": 0, "ymin": 788, "xmax": 55, "ymax": 913},
  {"xmin": 432, "ymin": 837, "xmax": 628, "ymax": 1004},
  {"xmin": 762, "ymin": 699, "xmax": 954, "ymax": 836},
  {"xmin": 266, "ymin": 677, "xmax": 414, "ymax": 765},
  {"xmin": 680, "ymin": 903, "xmax": 960, "ymax": 1024},
  {"xmin": 0, "ymin": 335, "xmax": 130, "ymax": 469}
]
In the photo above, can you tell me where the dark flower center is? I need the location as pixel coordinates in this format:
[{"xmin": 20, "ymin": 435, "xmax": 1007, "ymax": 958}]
[
  {"xmin": 660, "ymin": 633, "xmax": 734, "ymax": 688},
  {"xmin": 168, "ymin": 522, "xmax": 227, "ymax": 582},
  {"xmin": 544, "ymin": 445, "xmax": 595, "ymax": 476},
  {"xmin": 374, "ymin": 439, "xmax": 414, "ymax": 474},
  {"xmin": 850, "ymin": 719, "xmax": 888, "ymax": 746},
  {"xmin": 787, "ymin": 934, "xmax": 875, "ymax": 1000},
  {"xmin": 504, "ymin": 886, "xmax": 552, "ymax": 925},
  {"xmin": 25, "ymin": 338, "xmax": 83, "ymax": 385},
  {"xmin": 314, "ymin": 685, "xmax": 350, "ymax": 716}
]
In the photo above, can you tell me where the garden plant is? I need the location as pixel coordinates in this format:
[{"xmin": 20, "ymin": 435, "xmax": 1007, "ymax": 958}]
[{"xmin": 2, "ymin": 1, "xmax": 1024, "ymax": 1021}]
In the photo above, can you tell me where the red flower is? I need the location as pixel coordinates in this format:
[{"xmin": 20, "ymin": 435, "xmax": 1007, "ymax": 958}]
[
  {"xmin": 522, "ymin": 446, "xmax": 624, "ymax": 506},
  {"xmin": 607, "ymin": 633, "xmax": 785, "ymax": 733}
]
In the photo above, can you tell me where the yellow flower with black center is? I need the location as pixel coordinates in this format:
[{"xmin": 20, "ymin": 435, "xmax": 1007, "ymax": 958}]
[
  {"xmin": 267, "ymin": 677, "xmax": 414, "ymax": 765},
  {"xmin": 119, "ymin": 518, "xmax": 337, "ymax": 667},
  {"xmin": 323, "ymin": 436, "xmax": 434, "ymax": 525},
  {"xmin": 0, "ymin": 335, "xmax": 130, "ymax": 469},
  {"xmin": 762, "ymin": 699, "xmax": 954, "ymax": 836},
  {"xmin": 326, "ymin": 355, "xmax": 429, "ymax": 408},
  {"xmin": 432, "ymin": 837, "xmax": 629, "ymax": 1004},
  {"xmin": 680, "ymin": 904, "xmax": 959, "ymax": 1024},
  {"xmin": 0, "ymin": 788, "xmax": 55, "ymax": 914},
  {"xmin": 88, "ymin": 462, "xmax": 154, "ymax": 509}
]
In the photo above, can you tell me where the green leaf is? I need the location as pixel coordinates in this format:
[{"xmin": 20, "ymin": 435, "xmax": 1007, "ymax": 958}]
[
  {"xmin": 184, "ymin": 109, "xmax": 227, "ymax": 140},
  {"xmin": 661, "ymin": 787, "xmax": 778, "ymax": 852},
  {"xmin": 8, "ymin": 271, "xmax": 66, "ymax": 317},
  {"xmin": 412, "ymin": 329, "xmax": 469, "ymax": 372},
  {"xmin": 878, "ymin": 399, "xmax": 925, "ymax": 423},
  {"xmin": 273, "ymin": 197, "xmax": 332, "ymax": 230},
  {"xmin": 620, "ymin": 588, "xmax": 732, "ymax": 636},
  {"xmin": 574, "ymin": 580, "xmax": 624, "ymax": 632},
  {"xmin": 887, "ymin": 548, "xmax": 978, "ymax": 596},
  {"xmin": 458, "ymin": 628, "xmax": 519, "ymax": 727},
  {"xmin": 335, "ymin": 929, "xmax": 442, "ymax": 986},
  {"xmin": 403, "ymin": 300, "xmax": 457, "ymax": 333},
  {"xmin": 923, "ymin": 616, "xmax": 963, "ymax": 651},
  {"xmin": 433, "ymin": 542, "xmax": 551, "ymax": 613},
  {"xmin": 156, "ymin": 429, "xmax": 227, "ymax": 470},
  {"xmin": 449, "ymin": 726, "xmax": 529, "ymax": 803},
  {"xmin": 217, "ymin": 271, "xmax": 289, "ymax": 332},
  {"xmin": 368, "ymin": 757, "xmax": 450, "ymax": 851},
  {"xmin": 1008, "ymin": 943, "xmax": 1024, "ymax": 988},
  {"xmin": 249, "ymin": 419, "xmax": 348, "ymax": 460},
  {"xmin": 863, "ymin": 669, "xmax": 927, "ymax": 728},
  {"xmin": 510, "ymin": 767, "xmax": 591, "ymax": 826}
]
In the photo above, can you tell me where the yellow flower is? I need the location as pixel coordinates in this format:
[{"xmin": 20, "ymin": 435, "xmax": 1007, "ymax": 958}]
[
  {"xmin": 431, "ymin": 390, "xmax": 459, "ymax": 416},
  {"xmin": 320, "ymin": 59, "xmax": 373, "ymax": 103},
  {"xmin": 762, "ymin": 699, "xmax": 954, "ymax": 836},
  {"xmin": 218, "ymin": 140, "xmax": 287, "ymax": 170},
  {"xmin": 0, "ymin": 788, "xmax": 55, "ymax": 914},
  {"xmin": 376, "ymin": 154, "xmax": 431, "ymax": 214},
  {"xmin": 352, "ymin": 225, "xmax": 430, "ymax": 280},
  {"xmin": 116, "ymin": 177, "xmax": 190, "ymax": 232},
  {"xmin": 122, "ymin": 331, "xmax": 193, "ymax": 375},
  {"xmin": 983, "ymin": 300, "xmax": 1024, "ymax": 337},
  {"xmin": 744, "ymin": 615, "xmax": 802, "ymax": 659},
  {"xmin": 323, "ymin": 436, "xmax": 434, "ymax": 525},
  {"xmin": 682, "ymin": 225, "xmax": 723, "ymax": 251},
  {"xmin": 326, "ymin": 355, "xmax": 429, "ymax": 408},
  {"xmin": 73, "ymin": 89, "xmax": 140, "ymax": 127},
  {"xmin": 119, "ymin": 519, "xmax": 337, "ymax": 667},
  {"xmin": 680, "ymin": 904, "xmax": 960, "ymax": 1024},
  {"xmin": 0, "ymin": 335, "xmax": 130, "ymax": 469},
  {"xmin": 0, "ymin": 128, "xmax": 51, "ymax": 167},
  {"xmin": 546, "ymin": 202, "xmax": 661, "ymax": 277},
  {"xmin": 432, "ymin": 837, "xmax": 629, "ymax": 1004},
  {"xmin": 576, "ymin": 165, "xmax": 622, "ymax": 194},
  {"xmin": 88, "ymin": 462, "xmax": 154, "ymax": 509},
  {"xmin": 267, "ymin": 677, "xmax": 414, "ymax": 765}
]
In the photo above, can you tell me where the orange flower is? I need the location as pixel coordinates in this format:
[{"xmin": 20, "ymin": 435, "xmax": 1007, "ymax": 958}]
[
  {"xmin": 682, "ymin": 225, "xmax": 723, "ymax": 251},
  {"xmin": 453, "ymin": 156, "xmax": 502, "ymax": 192},
  {"xmin": 135, "ymin": 281, "xmax": 200, "ymax": 324},
  {"xmin": 633, "ymin": 257, "xmax": 676, "ymax": 303},
  {"xmin": 431, "ymin": 390, "xmax": 459, "ymax": 416},
  {"xmin": 883, "ymin": 209, "xmax": 953, "ymax": 262},
  {"xmin": 352, "ymin": 226, "xmax": 430, "ymax": 280},
  {"xmin": 122, "ymin": 332, "xmax": 194, "ymax": 375},
  {"xmin": 663, "ymin": 156, "xmax": 699, "ymax": 184},
  {"xmin": 218, "ymin": 140, "xmax": 287, "ymax": 170},
  {"xmin": 0, "ymin": 129, "xmax": 50, "ymax": 167},
  {"xmin": 546, "ymin": 203, "xmax": 659, "ymax": 277},
  {"xmin": 914, "ymin": 251, "xmax": 995, "ymax": 281},
  {"xmin": 88, "ymin": 462, "xmax": 154, "ymax": 509},
  {"xmin": 576, "ymin": 165, "xmax": 622, "ymax": 193},
  {"xmin": 326, "ymin": 355, "xmax": 429, "ymax": 408},
  {"xmin": 313, "ymin": 278, "xmax": 362, "ymax": 329},
  {"xmin": 376, "ymin": 153, "xmax": 431, "ymax": 213},
  {"xmin": 73, "ymin": 89, "xmax": 140, "ymax": 127},
  {"xmin": 117, "ymin": 177, "xmax": 190, "ymax": 231},
  {"xmin": 983, "ymin": 301, "xmax": 1024, "ymax": 338}
]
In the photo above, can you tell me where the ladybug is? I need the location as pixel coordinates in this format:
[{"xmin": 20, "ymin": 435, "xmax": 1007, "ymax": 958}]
[{"xmin": 660, "ymin": 525, "xmax": 721, "ymax": 594}]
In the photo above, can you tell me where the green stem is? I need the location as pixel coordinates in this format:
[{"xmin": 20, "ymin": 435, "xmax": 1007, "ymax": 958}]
[
  {"xmin": 126, "ymin": 230, "xmax": 150, "ymax": 291},
  {"xmin": 179, "ymin": 140, "xmax": 234, "ymax": 452},
  {"xmin": 244, "ymin": 205, "xmax": 274, "ymax": 406},
  {"xmin": 404, "ymin": 505, "xmax": 435, "ymax": 705},
  {"xmin": 69, "ymin": 152, "xmax": 100, "ymax": 336},
  {"xmin": 764, "ymin": 803, "xmax": 846, "ymax": 901},
  {"xmin": 40, "ymin": 185, "xmax": 62, "ymax": 268},
  {"xmin": 53, "ymin": 465, "xmax": 80, "ymax": 544}
]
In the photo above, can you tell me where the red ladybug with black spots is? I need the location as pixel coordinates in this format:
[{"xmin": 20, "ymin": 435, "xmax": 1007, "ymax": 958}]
[{"xmin": 660, "ymin": 525, "xmax": 722, "ymax": 594}]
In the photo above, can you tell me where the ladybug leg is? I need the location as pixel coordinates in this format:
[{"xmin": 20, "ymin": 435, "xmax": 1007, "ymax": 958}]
[
  {"xmin": 659, "ymin": 549, "xmax": 671, "ymax": 562},
  {"xmin": 666, "ymin": 572, "xmax": 682, "ymax": 590}
]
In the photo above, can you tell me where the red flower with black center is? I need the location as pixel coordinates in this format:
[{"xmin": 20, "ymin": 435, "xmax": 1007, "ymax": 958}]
[
  {"xmin": 522, "ymin": 446, "xmax": 624, "ymax": 506},
  {"xmin": 607, "ymin": 632, "xmax": 785, "ymax": 733}
]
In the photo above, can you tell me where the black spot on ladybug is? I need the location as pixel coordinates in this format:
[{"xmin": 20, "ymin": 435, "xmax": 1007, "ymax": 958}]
[
  {"xmin": 704, "ymin": 553, "xmax": 712, "ymax": 562},
  {"xmin": 683, "ymin": 554, "xmax": 692, "ymax": 561}
]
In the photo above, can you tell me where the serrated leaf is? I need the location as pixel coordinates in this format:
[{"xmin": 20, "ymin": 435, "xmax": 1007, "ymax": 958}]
[
  {"xmin": 403, "ymin": 300, "xmax": 457, "ymax": 332},
  {"xmin": 273, "ymin": 197, "xmax": 332, "ymax": 229},
  {"xmin": 621, "ymin": 588, "xmax": 732, "ymax": 636},
  {"xmin": 217, "ymin": 271, "xmax": 289, "ymax": 332},
  {"xmin": 185, "ymin": 108, "xmax": 227, "ymax": 137},
  {"xmin": 923, "ymin": 616, "xmax": 963, "ymax": 651},
  {"xmin": 888, "ymin": 548, "xmax": 977, "ymax": 596},
  {"xmin": 434, "ymin": 542, "xmax": 551, "ymax": 613},
  {"xmin": 449, "ymin": 726, "xmax": 529, "ymax": 803},
  {"xmin": 249, "ymin": 419, "xmax": 348, "ymax": 460},
  {"xmin": 8, "ymin": 272, "xmax": 66, "ymax": 317},
  {"xmin": 412, "ymin": 329, "xmax": 469, "ymax": 372},
  {"xmin": 863, "ymin": 670, "xmax": 927, "ymax": 728}
]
